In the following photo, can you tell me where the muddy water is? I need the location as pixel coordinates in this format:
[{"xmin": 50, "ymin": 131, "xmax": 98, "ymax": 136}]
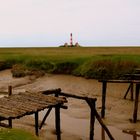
[{"xmin": 0, "ymin": 70, "xmax": 140, "ymax": 139}]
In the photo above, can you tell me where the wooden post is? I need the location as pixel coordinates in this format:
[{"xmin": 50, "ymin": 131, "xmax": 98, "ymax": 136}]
[
  {"xmin": 101, "ymin": 81, "xmax": 107, "ymax": 118},
  {"xmin": 86, "ymin": 98, "xmax": 96, "ymax": 140},
  {"xmin": 89, "ymin": 101, "xmax": 95, "ymax": 140},
  {"xmin": 101, "ymin": 127, "xmax": 105, "ymax": 140},
  {"xmin": 55, "ymin": 105, "xmax": 61, "ymax": 140},
  {"xmin": 133, "ymin": 131, "xmax": 137, "ymax": 140},
  {"xmin": 133, "ymin": 83, "xmax": 140, "ymax": 123},
  {"xmin": 35, "ymin": 111, "xmax": 39, "ymax": 136},
  {"xmin": 8, "ymin": 85, "xmax": 12, "ymax": 96},
  {"xmin": 8, "ymin": 118, "xmax": 12, "ymax": 128},
  {"xmin": 55, "ymin": 91, "xmax": 61, "ymax": 140},
  {"xmin": 8, "ymin": 86, "xmax": 12, "ymax": 128}
]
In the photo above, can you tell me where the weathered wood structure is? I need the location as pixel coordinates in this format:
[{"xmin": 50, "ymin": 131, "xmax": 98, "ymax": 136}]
[
  {"xmin": 0, "ymin": 89, "xmax": 67, "ymax": 139},
  {"xmin": 99, "ymin": 79, "xmax": 140, "ymax": 123},
  {"xmin": 122, "ymin": 129, "xmax": 140, "ymax": 140},
  {"xmin": 0, "ymin": 87, "xmax": 115, "ymax": 140},
  {"xmin": 40, "ymin": 88, "xmax": 115, "ymax": 140}
]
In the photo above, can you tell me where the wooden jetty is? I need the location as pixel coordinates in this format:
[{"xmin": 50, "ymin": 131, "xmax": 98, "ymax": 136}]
[
  {"xmin": 41, "ymin": 88, "xmax": 115, "ymax": 140},
  {"xmin": 99, "ymin": 79, "xmax": 140, "ymax": 123},
  {"xmin": 0, "ymin": 87, "xmax": 115, "ymax": 140},
  {"xmin": 0, "ymin": 88, "xmax": 67, "ymax": 139}
]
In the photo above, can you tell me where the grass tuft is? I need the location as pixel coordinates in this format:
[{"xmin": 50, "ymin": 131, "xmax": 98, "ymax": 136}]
[{"xmin": 0, "ymin": 128, "xmax": 39, "ymax": 140}]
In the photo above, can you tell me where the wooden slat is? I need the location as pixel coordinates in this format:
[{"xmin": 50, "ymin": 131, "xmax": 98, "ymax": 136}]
[{"xmin": 0, "ymin": 92, "xmax": 66, "ymax": 120}]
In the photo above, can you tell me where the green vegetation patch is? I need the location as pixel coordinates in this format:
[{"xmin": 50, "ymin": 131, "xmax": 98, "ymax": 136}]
[
  {"xmin": 0, "ymin": 128, "xmax": 39, "ymax": 140},
  {"xmin": 0, "ymin": 47, "xmax": 140, "ymax": 79},
  {"xmin": 76, "ymin": 59, "xmax": 138, "ymax": 79}
]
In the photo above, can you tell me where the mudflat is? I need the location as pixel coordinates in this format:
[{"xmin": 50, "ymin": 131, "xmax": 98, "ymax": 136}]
[{"xmin": 0, "ymin": 69, "xmax": 140, "ymax": 140}]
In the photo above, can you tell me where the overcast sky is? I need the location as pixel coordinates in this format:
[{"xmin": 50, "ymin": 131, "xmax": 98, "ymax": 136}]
[{"xmin": 0, "ymin": 0, "xmax": 140, "ymax": 47}]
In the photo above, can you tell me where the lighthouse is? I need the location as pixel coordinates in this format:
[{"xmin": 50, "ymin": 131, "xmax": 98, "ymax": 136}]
[
  {"xmin": 61, "ymin": 33, "xmax": 80, "ymax": 47},
  {"xmin": 70, "ymin": 33, "xmax": 73, "ymax": 46}
]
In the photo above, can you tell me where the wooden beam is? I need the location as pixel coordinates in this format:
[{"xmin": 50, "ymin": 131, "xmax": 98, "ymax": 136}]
[
  {"xmin": 35, "ymin": 111, "xmax": 39, "ymax": 136},
  {"xmin": 130, "ymin": 83, "xmax": 134, "ymax": 101},
  {"xmin": 94, "ymin": 109, "xmax": 115, "ymax": 140},
  {"xmin": 124, "ymin": 83, "xmax": 132, "ymax": 99},
  {"xmin": 60, "ymin": 92, "xmax": 96, "ymax": 101},
  {"xmin": 124, "ymin": 83, "xmax": 134, "ymax": 100},
  {"xmin": 39, "ymin": 107, "xmax": 52, "ymax": 129},
  {"xmin": 0, "ymin": 122, "xmax": 11, "ymax": 128}
]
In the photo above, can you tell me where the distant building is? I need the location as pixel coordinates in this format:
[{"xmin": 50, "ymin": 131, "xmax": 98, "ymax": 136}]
[
  {"xmin": 75, "ymin": 42, "xmax": 79, "ymax": 47},
  {"xmin": 64, "ymin": 43, "xmax": 68, "ymax": 47}
]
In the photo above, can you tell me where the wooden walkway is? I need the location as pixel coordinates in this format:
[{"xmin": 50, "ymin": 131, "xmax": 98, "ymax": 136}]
[
  {"xmin": 0, "ymin": 87, "xmax": 115, "ymax": 140},
  {"xmin": 99, "ymin": 79, "xmax": 140, "ymax": 122},
  {"xmin": 0, "ymin": 91, "xmax": 67, "ymax": 138}
]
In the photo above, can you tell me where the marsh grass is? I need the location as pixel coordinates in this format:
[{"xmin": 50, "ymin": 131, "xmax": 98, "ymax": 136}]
[
  {"xmin": 0, "ymin": 128, "xmax": 39, "ymax": 140},
  {"xmin": 0, "ymin": 47, "xmax": 140, "ymax": 79}
]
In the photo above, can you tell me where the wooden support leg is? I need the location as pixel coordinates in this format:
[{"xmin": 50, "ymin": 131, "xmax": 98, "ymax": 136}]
[
  {"xmin": 8, "ymin": 86, "xmax": 12, "ymax": 128},
  {"xmin": 89, "ymin": 101, "xmax": 95, "ymax": 140},
  {"xmin": 8, "ymin": 118, "xmax": 12, "ymax": 128},
  {"xmin": 86, "ymin": 98, "xmax": 114, "ymax": 140},
  {"xmin": 133, "ymin": 132, "xmax": 137, "ymax": 140},
  {"xmin": 39, "ymin": 107, "xmax": 52, "ymax": 129},
  {"xmin": 35, "ymin": 111, "xmax": 39, "ymax": 136},
  {"xmin": 101, "ymin": 81, "xmax": 107, "ymax": 118},
  {"xmin": 101, "ymin": 127, "xmax": 105, "ymax": 140},
  {"xmin": 55, "ymin": 106, "xmax": 61, "ymax": 140},
  {"xmin": 55, "ymin": 91, "xmax": 61, "ymax": 140},
  {"xmin": 86, "ymin": 98, "xmax": 96, "ymax": 140},
  {"xmin": 133, "ymin": 83, "xmax": 140, "ymax": 123}
]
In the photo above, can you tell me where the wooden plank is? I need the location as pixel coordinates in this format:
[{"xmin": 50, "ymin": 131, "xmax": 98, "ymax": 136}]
[
  {"xmin": 0, "ymin": 92, "xmax": 66, "ymax": 120},
  {"xmin": 26, "ymin": 92, "xmax": 67, "ymax": 103},
  {"xmin": 4, "ymin": 95, "xmax": 55, "ymax": 108},
  {"xmin": 0, "ymin": 97, "xmax": 46, "ymax": 112},
  {"xmin": 99, "ymin": 79, "xmax": 140, "ymax": 84}
]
